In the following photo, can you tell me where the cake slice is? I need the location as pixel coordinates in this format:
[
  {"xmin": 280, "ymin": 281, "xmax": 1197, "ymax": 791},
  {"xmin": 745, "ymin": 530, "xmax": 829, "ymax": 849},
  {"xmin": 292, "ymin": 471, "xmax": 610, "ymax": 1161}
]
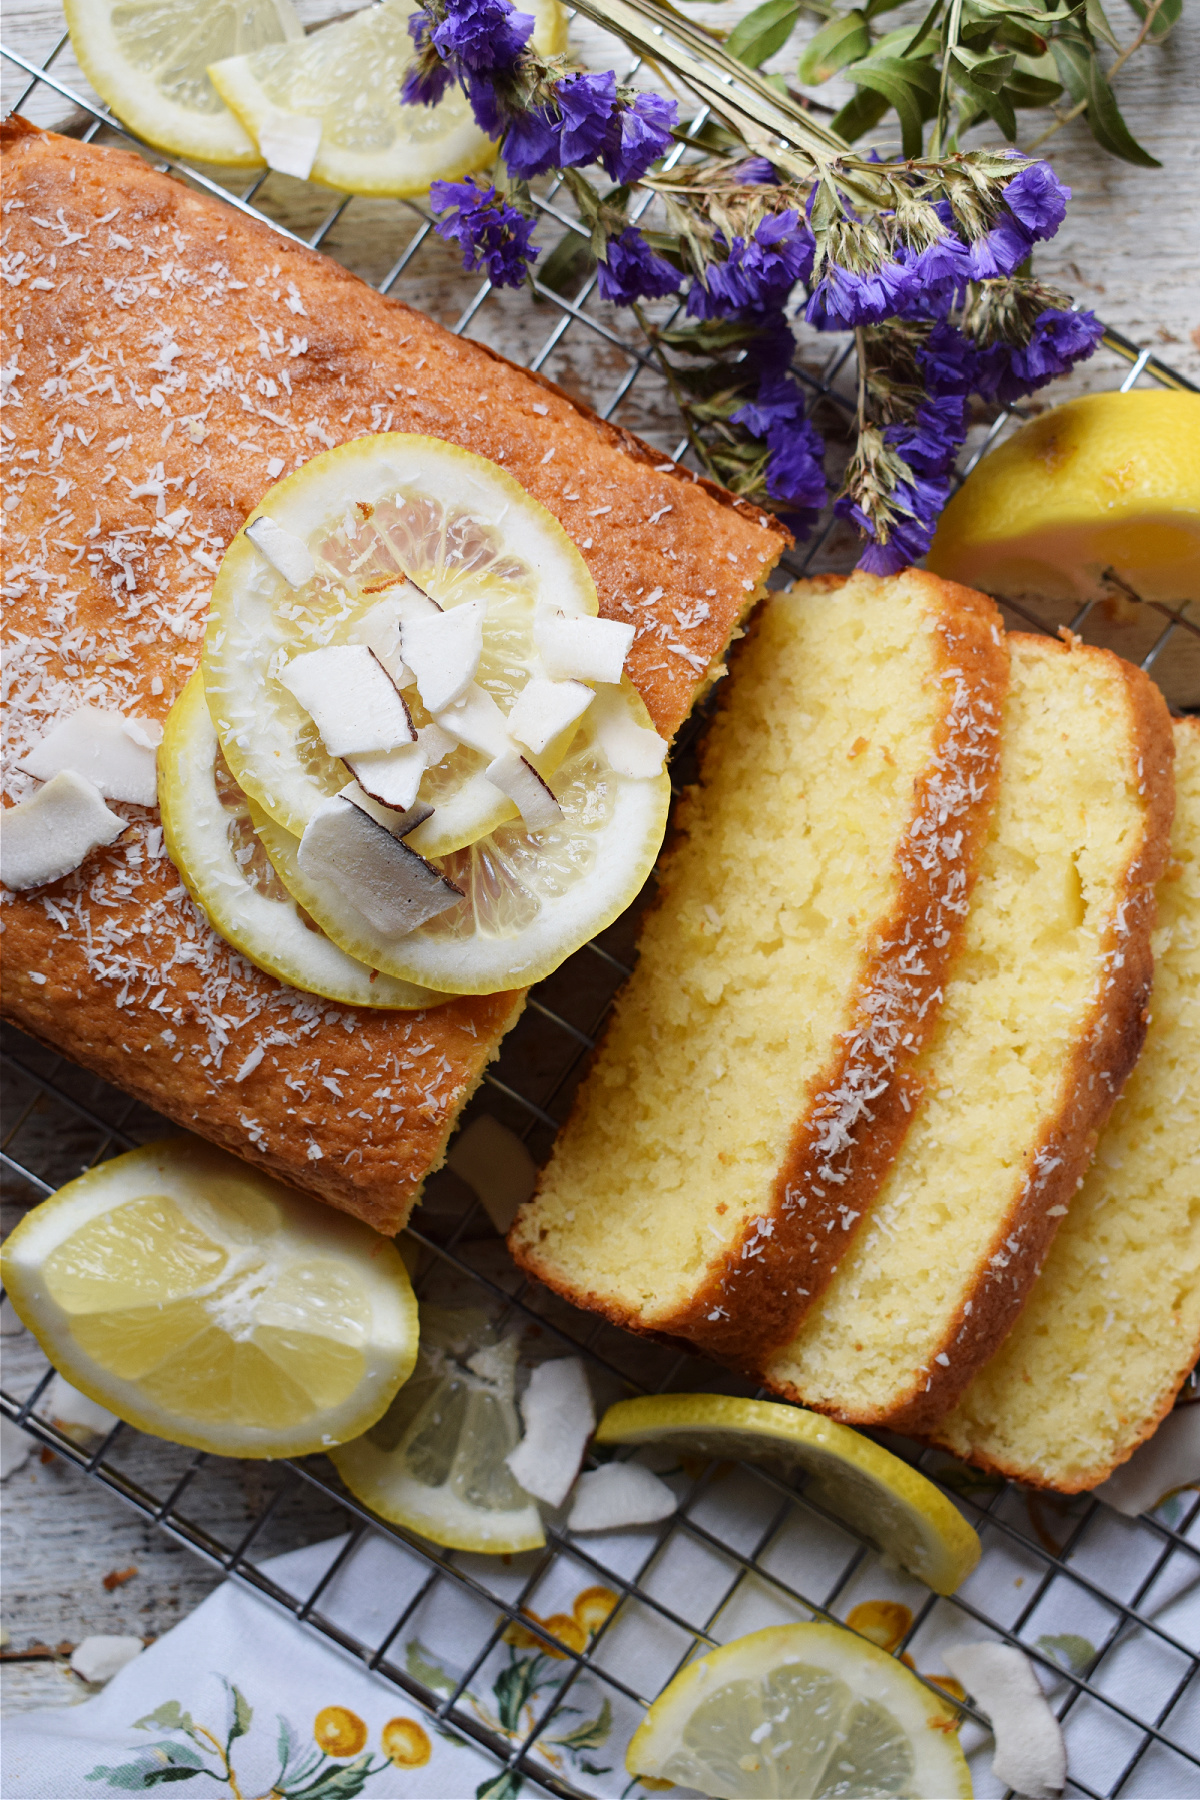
[
  {"xmin": 932, "ymin": 716, "xmax": 1199, "ymax": 1491},
  {"xmin": 510, "ymin": 570, "xmax": 1009, "ymax": 1363},
  {"xmin": 766, "ymin": 635, "xmax": 1175, "ymax": 1433}
]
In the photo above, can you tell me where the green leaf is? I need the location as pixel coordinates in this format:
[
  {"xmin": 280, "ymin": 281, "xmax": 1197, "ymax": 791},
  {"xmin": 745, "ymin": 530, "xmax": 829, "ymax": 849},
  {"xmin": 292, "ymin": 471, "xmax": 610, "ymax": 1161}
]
[
  {"xmin": 1123, "ymin": 0, "xmax": 1181, "ymax": 36},
  {"xmin": 144, "ymin": 1772, "xmax": 203, "ymax": 1787},
  {"xmin": 86, "ymin": 1760, "xmax": 168, "ymax": 1791},
  {"xmin": 1004, "ymin": 48, "xmax": 1064, "ymax": 101},
  {"xmin": 548, "ymin": 1698, "xmax": 613, "ymax": 1753},
  {"xmin": 405, "ymin": 1637, "xmax": 458, "ymax": 1697},
  {"xmin": 658, "ymin": 317, "xmax": 773, "ymax": 352},
  {"xmin": 494, "ymin": 1654, "xmax": 548, "ymax": 1734},
  {"xmin": 948, "ymin": 54, "xmax": 1018, "ymax": 135},
  {"xmin": 476, "ymin": 1773, "xmax": 523, "ymax": 1800},
  {"xmin": 283, "ymin": 1755, "xmax": 381, "ymax": 1800},
  {"xmin": 951, "ymin": 42, "xmax": 1017, "ymax": 88},
  {"xmin": 1083, "ymin": 0, "xmax": 1122, "ymax": 47},
  {"xmin": 535, "ymin": 230, "xmax": 595, "ymax": 298},
  {"xmin": 796, "ymin": 9, "xmax": 871, "ymax": 83},
  {"xmin": 829, "ymin": 82, "xmax": 891, "ymax": 140},
  {"xmin": 1050, "ymin": 35, "xmax": 1162, "ymax": 163},
  {"xmin": 1036, "ymin": 1632, "xmax": 1097, "ymax": 1673},
  {"xmin": 842, "ymin": 53, "xmax": 939, "ymax": 155},
  {"xmin": 133, "ymin": 1704, "xmax": 194, "ymax": 1735},
  {"xmin": 228, "ymin": 1684, "xmax": 253, "ymax": 1744},
  {"xmin": 726, "ymin": 0, "xmax": 803, "ymax": 67}
]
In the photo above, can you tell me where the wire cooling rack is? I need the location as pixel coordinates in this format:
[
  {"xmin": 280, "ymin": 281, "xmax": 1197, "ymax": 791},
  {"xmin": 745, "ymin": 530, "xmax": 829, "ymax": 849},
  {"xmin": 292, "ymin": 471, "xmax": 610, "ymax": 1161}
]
[{"xmin": 2, "ymin": 13, "xmax": 1199, "ymax": 1799}]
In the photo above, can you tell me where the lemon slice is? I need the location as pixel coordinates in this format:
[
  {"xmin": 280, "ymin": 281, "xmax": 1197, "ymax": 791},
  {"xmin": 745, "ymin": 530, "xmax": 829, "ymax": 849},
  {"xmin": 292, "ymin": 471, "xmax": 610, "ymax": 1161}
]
[
  {"xmin": 249, "ymin": 679, "xmax": 670, "ymax": 994},
  {"xmin": 596, "ymin": 1395, "xmax": 980, "ymax": 1596},
  {"xmin": 626, "ymin": 1622, "xmax": 971, "ymax": 1799},
  {"xmin": 203, "ymin": 433, "xmax": 599, "ymax": 861},
  {"xmin": 0, "ymin": 1140, "xmax": 419, "ymax": 1459},
  {"xmin": 331, "ymin": 1306, "xmax": 545, "ymax": 1553},
  {"xmin": 159, "ymin": 670, "xmax": 443, "ymax": 1011},
  {"xmin": 64, "ymin": 0, "xmax": 302, "ymax": 167},
  {"xmin": 928, "ymin": 390, "xmax": 1200, "ymax": 605},
  {"xmin": 209, "ymin": 0, "xmax": 567, "ymax": 197}
]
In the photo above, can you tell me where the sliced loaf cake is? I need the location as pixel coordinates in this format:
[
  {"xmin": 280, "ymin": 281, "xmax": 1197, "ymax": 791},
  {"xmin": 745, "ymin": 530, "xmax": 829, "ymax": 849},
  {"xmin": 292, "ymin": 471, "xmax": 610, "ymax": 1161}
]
[
  {"xmin": 510, "ymin": 570, "xmax": 1008, "ymax": 1361},
  {"xmin": 766, "ymin": 634, "xmax": 1175, "ymax": 1433},
  {"xmin": 933, "ymin": 716, "xmax": 1198, "ymax": 1491}
]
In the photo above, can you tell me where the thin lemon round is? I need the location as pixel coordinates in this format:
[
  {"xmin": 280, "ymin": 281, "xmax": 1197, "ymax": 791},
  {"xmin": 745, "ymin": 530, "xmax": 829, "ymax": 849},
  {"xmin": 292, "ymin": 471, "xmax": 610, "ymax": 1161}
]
[
  {"xmin": 626, "ymin": 1622, "xmax": 971, "ymax": 1799},
  {"xmin": 203, "ymin": 433, "xmax": 599, "ymax": 860},
  {"xmin": 928, "ymin": 390, "xmax": 1200, "ymax": 605},
  {"xmin": 249, "ymin": 678, "xmax": 670, "ymax": 995},
  {"xmin": 209, "ymin": 0, "xmax": 567, "ymax": 197},
  {"xmin": 64, "ymin": 0, "xmax": 302, "ymax": 167},
  {"xmin": 159, "ymin": 670, "xmax": 444, "ymax": 1011},
  {"xmin": 0, "ymin": 1140, "xmax": 419, "ymax": 1460},
  {"xmin": 597, "ymin": 1394, "xmax": 980, "ymax": 1596},
  {"xmin": 331, "ymin": 1307, "xmax": 545, "ymax": 1553}
]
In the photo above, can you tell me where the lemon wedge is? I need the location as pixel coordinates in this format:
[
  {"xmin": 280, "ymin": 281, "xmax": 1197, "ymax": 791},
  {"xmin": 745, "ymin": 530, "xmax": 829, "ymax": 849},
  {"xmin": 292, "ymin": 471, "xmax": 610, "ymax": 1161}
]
[
  {"xmin": 928, "ymin": 390, "xmax": 1200, "ymax": 606},
  {"xmin": 203, "ymin": 433, "xmax": 600, "ymax": 861},
  {"xmin": 249, "ymin": 678, "xmax": 670, "ymax": 995},
  {"xmin": 64, "ymin": 0, "xmax": 302, "ymax": 167},
  {"xmin": 596, "ymin": 1394, "xmax": 980, "ymax": 1595},
  {"xmin": 0, "ymin": 1140, "xmax": 419, "ymax": 1459},
  {"xmin": 209, "ymin": 0, "xmax": 566, "ymax": 197},
  {"xmin": 331, "ymin": 1307, "xmax": 545, "ymax": 1553},
  {"xmin": 159, "ymin": 669, "xmax": 444, "ymax": 1012},
  {"xmin": 626, "ymin": 1622, "xmax": 971, "ymax": 1799}
]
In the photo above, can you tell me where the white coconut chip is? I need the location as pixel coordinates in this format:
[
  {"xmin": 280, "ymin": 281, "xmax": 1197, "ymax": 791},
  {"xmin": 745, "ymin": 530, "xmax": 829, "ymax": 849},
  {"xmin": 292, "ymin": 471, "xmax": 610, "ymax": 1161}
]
[
  {"xmin": 19, "ymin": 706, "xmax": 161, "ymax": 806},
  {"xmin": 280, "ymin": 645, "xmax": 415, "ymax": 758},
  {"xmin": 417, "ymin": 721, "xmax": 459, "ymax": 765},
  {"xmin": 344, "ymin": 741, "xmax": 428, "ymax": 813},
  {"xmin": 71, "ymin": 1637, "xmax": 144, "ymax": 1685},
  {"xmin": 402, "ymin": 598, "xmax": 486, "ymax": 713},
  {"xmin": 434, "ymin": 683, "xmax": 512, "ymax": 759},
  {"xmin": 507, "ymin": 676, "xmax": 594, "ymax": 755},
  {"xmin": 485, "ymin": 751, "xmax": 562, "ymax": 830},
  {"xmin": 347, "ymin": 583, "xmax": 441, "ymax": 688},
  {"xmin": 448, "ymin": 1115, "xmax": 537, "ymax": 1234},
  {"xmin": 245, "ymin": 513, "xmax": 316, "ymax": 587},
  {"xmin": 505, "ymin": 1357, "xmax": 595, "ymax": 1507},
  {"xmin": 297, "ymin": 795, "xmax": 462, "ymax": 935},
  {"xmin": 591, "ymin": 686, "xmax": 669, "ymax": 778},
  {"xmin": 534, "ymin": 611, "xmax": 635, "ymax": 685},
  {"xmin": 255, "ymin": 109, "xmax": 322, "ymax": 179},
  {"xmin": 338, "ymin": 781, "xmax": 432, "ymax": 840},
  {"xmin": 1, "ymin": 771, "xmax": 126, "ymax": 891},
  {"xmin": 568, "ymin": 1463, "xmax": 678, "ymax": 1534},
  {"xmin": 1095, "ymin": 1406, "xmax": 1200, "ymax": 1518},
  {"xmin": 941, "ymin": 1640, "xmax": 1067, "ymax": 1800}
]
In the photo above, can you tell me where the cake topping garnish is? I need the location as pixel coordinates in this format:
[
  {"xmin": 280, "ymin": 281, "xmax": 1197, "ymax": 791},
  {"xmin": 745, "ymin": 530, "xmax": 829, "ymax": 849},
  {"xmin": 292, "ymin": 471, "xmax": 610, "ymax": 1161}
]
[
  {"xmin": 534, "ymin": 610, "xmax": 635, "ymax": 684},
  {"xmin": 400, "ymin": 596, "xmax": 487, "ymax": 713},
  {"xmin": 591, "ymin": 685, "xmax": 670, "ymax": 777},
  {"xmin": 280, "ymin": 645, "xmax": 416, "ymax": 758},
  {"xmin": 19, "ymin": 705, "xmax": 162, "ymax": 807},
  {"xmin": 507, "ymin": 675, "xmax": 594, "ymax": 755},
  {"xmin": 1, "ymin": 771, "xmax": 127, "ymax": 891},
  {"xmin": 484, "ymin": 751, "xmax": 563, "ymax": 830},
  {"xmin": 245, "ymin": 514, "xmax": 316, "ymax": 589},
  {"xmin": 567, "ymin": 1462, "xmax": 677, "ymax": 1533},
  {"xmin": 296, "ymin": 794, "xmax": 463, "ymax": 935},
  {"xmin": 505, "ymin": 1356, "xmax": 595, "ymax": 1507}
]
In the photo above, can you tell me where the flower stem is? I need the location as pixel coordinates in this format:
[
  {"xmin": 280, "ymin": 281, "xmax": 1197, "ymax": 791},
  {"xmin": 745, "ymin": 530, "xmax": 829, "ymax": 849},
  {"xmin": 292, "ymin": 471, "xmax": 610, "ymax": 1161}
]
[
  {"xmin": 1024, "ymin": 0, "xmax": 1168, "ymax": 152},
  {"xmin": 633, "ymin": 300, "xmax": 719, "ymax": 480}
]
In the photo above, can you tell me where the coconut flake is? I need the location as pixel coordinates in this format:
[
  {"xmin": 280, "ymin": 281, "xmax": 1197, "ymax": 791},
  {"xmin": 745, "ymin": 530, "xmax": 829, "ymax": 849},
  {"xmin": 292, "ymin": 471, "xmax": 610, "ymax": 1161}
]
[
  {"xmin": 535, "ymin": 611, "xmax": 634, "ymax": 685},
  {"xmin": 19, "ymin": 705, "xmax": 159, "ymax": 805},
  {"xmin": 348, "ymin": 583, "xmax": 439, "ymax": 687},
  {"xmin": 507, "ymin": 676, "xmax": 593, "ymax": 755},
  {"xmin": 344, "ymin": 740, "xmax": 427, "ymax": 812},
  {"xmin": 280, "ymin": 645, "xmax": 415, "ymax": 758},
  {"xmin": 339, "ymin": 780, "xmax": 432, "ymax": 840},
  {"xmin": 1, "ymin": 771, "xmax": 125, "ymax": 891},
  {"xmin": 402, "ymin": 598, "xmax": 486, "ymax": 713},
  {"xmin": 256, "ymin": 112, "xmax": 322, "ymax": 181},
  {"xmin": 485, "ymin": 751, "xmax": 562, "ymax": 830},
  {"xmin": 568, "ymin": 1463, "xmax": 677, "ymax": 1533},
  {"xmin": 70, "ymin": 1636, "xmax": 144, "ymax": 1685},
  {"xmin": 591, "ymin": 686, "xmax": 669, "ymax": 779},
  {"xmin": 434, "ymin": 683, "xmax": 511, "ymax": 759},
  {"xmin": 448, "ymin": 1114, "xmax": 537, "ymax": 1233},
  {"xmin": 417, "ymin": 721, "xmax": 458, "ymax": 765},
  {"xmin": 1095, "ymin": 1406, "xmax": 1200, "ymax": 1517},
  {"xmin": 297, "ymin": 795, "xmax": 462, "ymax": 936},
  {"xmin": 245, "ymin": 514, "xmax": 316, "ymax": 588},
  {"xmin": 941, "ymin": 1641, "xmax": 1066, "ymax": 1800},
  {"xmin": 505, "ymin": 1357, "xmax": 595, "ymax": 1506}
]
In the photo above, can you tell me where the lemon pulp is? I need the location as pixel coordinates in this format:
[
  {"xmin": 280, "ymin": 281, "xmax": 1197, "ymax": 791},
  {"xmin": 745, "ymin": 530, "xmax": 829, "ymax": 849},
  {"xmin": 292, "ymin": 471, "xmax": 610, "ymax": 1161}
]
[
  {"xmin": 596, "ymin": 1394, "xmax": 980, "ymax": 1595},
  {"xmin": 1, "ymin": 1140, "xmax": 419, "ymax": 1458}
]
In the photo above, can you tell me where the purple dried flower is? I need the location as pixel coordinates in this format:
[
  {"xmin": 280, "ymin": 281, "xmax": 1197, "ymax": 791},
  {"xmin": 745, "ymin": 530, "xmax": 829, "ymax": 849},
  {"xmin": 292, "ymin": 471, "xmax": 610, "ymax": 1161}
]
[
  {"xmin": 966, "ymin": 212, "xmax": 1032, "ymax": 281},
  {"xmin": 557, "ymin": 70, "xmax": 618, "ymax": 167},
  {"xmin": 463, "ymin": 70, "xmax": 504, "ymax": 135},
  {"xmin": 837, "ymin": 470, "xmax": 948, "ymax": 573},
  {"xmin": 805, "ymin": 257, "xmax": 910, "ymax": 329},
  {"xmin": 601, "ymin": 91, "xmax": 677, "ymax": 185},
  {"xmin": 886, "ymin": 394, "xmax": 969, "ymax": 475},
  {"xmin": 895, "ymin": 232, "xmax": 971, "ymax": 318},
  {"xmin": 596, "ymin": 227, "xmax": 680, "ymax": 304},
  {"xmin": 919, "ymin": 320, "xmax": 979, "ymax": 395},
  {"xmin": 688, "ymin": 212, "xmax": 814, "ymax": 318},
  {"xmin": 402, "ymin": 9, "xmax": 454, "ymax": 106},
  {"xmin": 733, "ymin": 373, "xmax": 826, "ymax": 518},
  {"xmin": 431, "ymin": 0, "xmax": 533, "ymax": 72},
  {"xmin": 975, "ymin": 308, "xmax": 1104, "ymax": 405},
  {"xmin": 430, "ymin": 177, "xmax": 539, "ymax": 288},
  {"xmin": 736, "ymin": 156, "xmax": 778, "ymax": 185},
  {"xmin": 1002, "ymin": 162, "xmax": 1070, "ymax": 242},
  {"xmin": 503, "ymin": 103, "xmax": 561, "ymax": 177}
]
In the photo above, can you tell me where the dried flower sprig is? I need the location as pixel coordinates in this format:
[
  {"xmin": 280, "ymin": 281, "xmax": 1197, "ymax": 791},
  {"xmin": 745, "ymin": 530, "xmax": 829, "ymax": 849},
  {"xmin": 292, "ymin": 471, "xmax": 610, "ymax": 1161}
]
[{"xmin": 406, "ymin": 0, "xmax": 1106, "ymax": 568}]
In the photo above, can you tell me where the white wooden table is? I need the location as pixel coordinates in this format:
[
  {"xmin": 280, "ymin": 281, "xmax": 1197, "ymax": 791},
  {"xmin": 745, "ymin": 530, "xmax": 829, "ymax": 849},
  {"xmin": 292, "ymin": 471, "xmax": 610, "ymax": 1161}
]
[{"xmin": 2, "ymin": 0, "xmax": 1198, "ymax": 1719}]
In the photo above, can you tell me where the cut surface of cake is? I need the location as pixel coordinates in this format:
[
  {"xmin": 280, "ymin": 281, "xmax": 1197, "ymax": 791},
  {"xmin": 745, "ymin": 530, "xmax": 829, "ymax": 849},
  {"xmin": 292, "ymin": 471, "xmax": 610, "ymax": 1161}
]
[
  {"xmin": 766, "ymin": 634, "xmax": 1175, "ymax": 1432},
  {"xmin": 0, "ymin": 119, "xmax": 783, "ymax": 1235},
  {"xmin": 933, "ymin": 716, "xmax": 1199, "ymax": 1491},
  {"xmin": 510, "ymin": 570, "xmax": 1009, "ymax": 1364}
]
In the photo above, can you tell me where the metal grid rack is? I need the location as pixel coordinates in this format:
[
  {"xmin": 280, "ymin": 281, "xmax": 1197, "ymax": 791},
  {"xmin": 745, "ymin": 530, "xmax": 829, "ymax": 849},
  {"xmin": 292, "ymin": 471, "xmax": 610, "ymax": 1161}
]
[{"xmin": 2, "ymin": 13, "xmax": 1199, "ymax": 1798}]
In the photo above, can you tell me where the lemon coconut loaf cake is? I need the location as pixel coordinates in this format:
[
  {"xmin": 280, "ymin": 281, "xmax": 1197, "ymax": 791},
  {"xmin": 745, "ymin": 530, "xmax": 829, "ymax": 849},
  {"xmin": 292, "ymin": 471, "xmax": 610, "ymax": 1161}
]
[
  {"xmin": 0, "ymin": 120, "xmax": 783, "ymax": 1237},
  {"xmin": 510, "ymin": 570, "xmax": 1010, "ymax": 1364},
  {"xmin": 767, "ymin": 633, "xmax": 1175, "ymax": 1432},
  {"xmin": 932, "ymin": 716, "xmax": 1199, "ymax": 1490}
]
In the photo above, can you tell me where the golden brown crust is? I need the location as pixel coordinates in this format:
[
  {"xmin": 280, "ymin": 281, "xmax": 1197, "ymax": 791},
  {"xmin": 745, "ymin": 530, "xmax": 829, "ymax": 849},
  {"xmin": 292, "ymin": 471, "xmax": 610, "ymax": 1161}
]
[
  {"xmin": 656, "ymin": 575, "xmax": 1010, "ymax": 1367},
  {"xmin": 0, "ymin": 120, "xmax": 782, "ymax": 1234},
  {"xmin": 870, "ymin": 635, "xmax": 1177, "ymax": 1435}
]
